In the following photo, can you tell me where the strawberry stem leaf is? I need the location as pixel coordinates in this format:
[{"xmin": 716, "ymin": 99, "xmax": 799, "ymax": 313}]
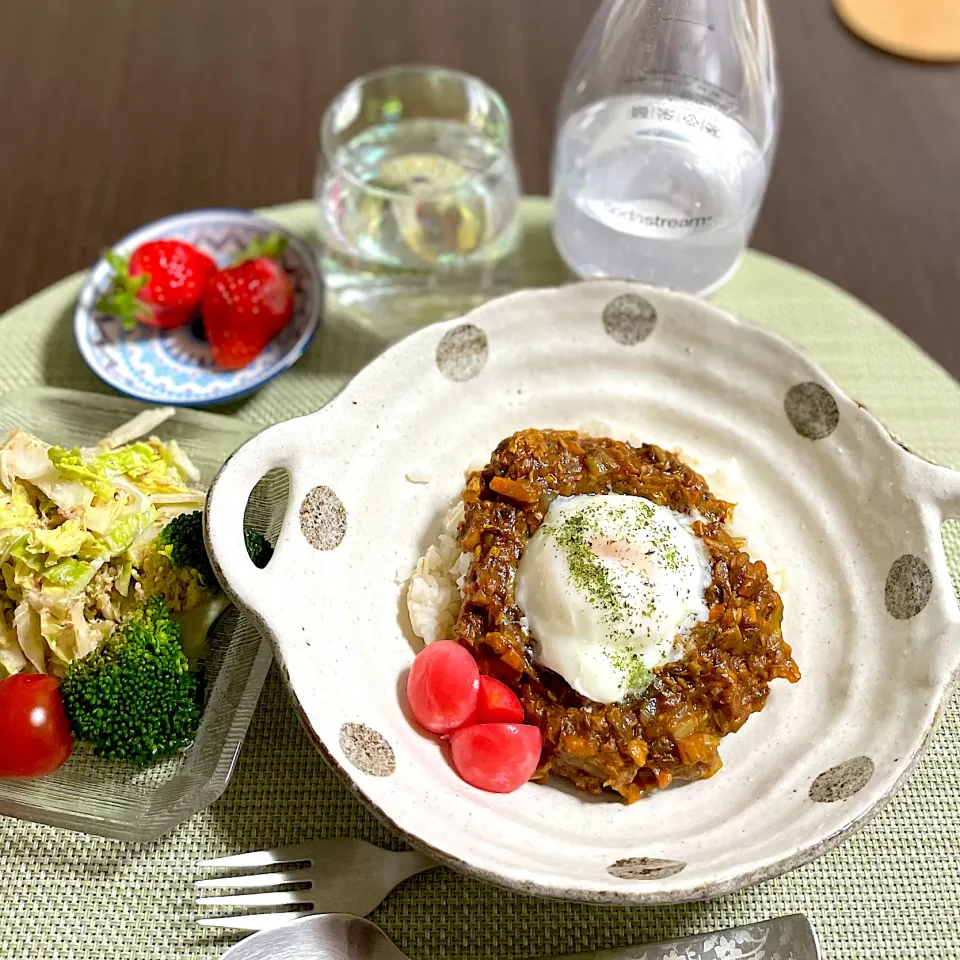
[
  {"xmin": 231, "ymin": 232, "xmax": 288, "ymax": 267},
  {"xmin": 96, "ymin": 248, "xmax": 152, "ymax": 330}
]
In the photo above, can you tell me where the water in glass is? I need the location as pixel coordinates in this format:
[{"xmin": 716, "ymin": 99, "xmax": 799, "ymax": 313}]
[
  {"xmin": 319, "ymin": 117, "xmax": 518, "ymax": 272},
  {"xmin": 317, "ymin": 67, "xmax": 520, "ymax": 282}
]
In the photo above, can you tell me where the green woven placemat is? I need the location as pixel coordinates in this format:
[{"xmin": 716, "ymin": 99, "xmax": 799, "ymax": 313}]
[{"xmin": 1, "ymin": 199, "xmax": 958, "ymax": 960}]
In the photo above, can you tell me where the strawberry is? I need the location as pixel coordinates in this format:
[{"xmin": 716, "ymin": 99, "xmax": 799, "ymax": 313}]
[
  {"xmin": 201, "ymin": 234, "xmax": 294, "ymax": 370},
  {"xmin": 98, "ymin": 239, "xmax": 216, "ymax": 330}
]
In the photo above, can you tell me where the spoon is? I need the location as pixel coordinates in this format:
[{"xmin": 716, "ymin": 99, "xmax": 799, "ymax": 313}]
[
  {"xmin": 220, "ymin": 914, "xmax": 401, "ymax": 960},
  {"xmin": 219, "ymin": 912, "xmax": 821, "ymax": 960}
]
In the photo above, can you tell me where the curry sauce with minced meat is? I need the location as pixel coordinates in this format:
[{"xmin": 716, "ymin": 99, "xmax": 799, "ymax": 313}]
[{"xmin": 452, "ymin": 429, "xmax": 800, "ymax": 803}]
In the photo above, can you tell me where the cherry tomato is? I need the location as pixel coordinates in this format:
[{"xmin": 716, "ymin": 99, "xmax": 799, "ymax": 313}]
[
  {"xmin": 406, "ymin": 640, "xmax": 480, "ymax": 734},
  {"xmin": 463, "ymin": 676, "xmax": 524, "ymax": 726},
  {"xmin": 0, "ymin": 674, "xmax": 73, "ymax": 778},
  {"xmin": 449, "ymin": 723, "xmax": 542, "ymax": 793}
]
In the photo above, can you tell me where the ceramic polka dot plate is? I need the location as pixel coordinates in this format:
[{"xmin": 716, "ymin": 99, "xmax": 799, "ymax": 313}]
[
  {"xmin": 73, "ymin": 209, "xmax": 323, "ymax": 406},
  {"xmin": 205, "ymin": 281, "xmax": 960, "ymax": 904}
]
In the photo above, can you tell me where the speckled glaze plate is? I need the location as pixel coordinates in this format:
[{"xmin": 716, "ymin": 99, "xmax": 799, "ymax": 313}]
[{"xmin": 205, "ymin": 281, "xmax": 960, "ymax": 904}]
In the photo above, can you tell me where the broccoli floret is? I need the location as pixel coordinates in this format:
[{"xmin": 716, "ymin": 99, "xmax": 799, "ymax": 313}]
[
  {"xmin": 139, "ymin": 512, "xmax": 274, "ymax": 662},
  {"xmin": 141, "ymin": 510, "xmax": 274, "ymax": 612},
  {"xmin": 60, "ymin": 597, "xmax": 202, "ymax": 766},
  {"xmin": 244, "ymin": 528, "xmax": 274, "ymax": 569},
  {"xmin": 156, "ymin": 511, "xmax": 274, "ymax": 589},
  {"xmin": 158, "ymin": 511, "xmax": 216, "ymax": 589}
]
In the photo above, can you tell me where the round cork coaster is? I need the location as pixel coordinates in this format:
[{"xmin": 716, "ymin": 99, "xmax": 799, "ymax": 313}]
[{"xmin": 834, "ymin": 0, "xmax": 960, "ymax": 62}]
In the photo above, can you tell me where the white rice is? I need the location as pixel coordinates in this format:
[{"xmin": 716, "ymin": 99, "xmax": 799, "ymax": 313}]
[
  {"xmin": 405, "ymin": 467, "xmax": 432, "ymax": 484},
  {"xmin": 403, "ymin": 428, "xmax": 787, "ymax": 647},
  {"xmin": 406, "ymin": 500, "xmax": 471, "ymax": 645}
]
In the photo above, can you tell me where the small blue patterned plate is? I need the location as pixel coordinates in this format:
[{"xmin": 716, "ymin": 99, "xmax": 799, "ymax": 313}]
[{"xmin": 74, "ymin": 209, "xmax": 323, "ymax": 406}]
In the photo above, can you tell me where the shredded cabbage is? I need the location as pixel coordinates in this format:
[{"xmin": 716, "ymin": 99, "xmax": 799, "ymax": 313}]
[
  {"xmin": 0, "ymin": 482, "xmax": 40, "ymax": 529},
  {"xmin": 31, "ymin": 518, "xmax": 89, "ymax": 560},
  {"xmin": 47, "ymin": 447, "xmax": 115, "ymax": 500},
  {"xmin": 95, "ymin": 406, "xmax": 176, "ymax": 452},
  {"xmin": 0, "ymin": 412, "xmax": 206, "ymax": 675},
  {"xmin": 39, "ymin": 558, "xmax": 98, "ymax": 591},
  {"xmin": 0, "ymin": 613, "xmax": 28, "ymax": 676},
  {"xmin": 0, "ymin": 430, "xmax": 53, "ymax": 487},
  {"xmin": 102, "ymin": 507, "xmax": 158, "ymax": 556},
  {"xmin": 162, "ymin": 439, "xmax": 201, "ymax": 483},
  {"xmin": 14, "ymin": 601, "xmax": 46, "ymax": 673}
]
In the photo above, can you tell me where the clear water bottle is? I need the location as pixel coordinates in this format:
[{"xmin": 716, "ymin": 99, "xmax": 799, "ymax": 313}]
[{"xmin": 552, "ymin": 0, "xmax": 778, "ymax": 295}]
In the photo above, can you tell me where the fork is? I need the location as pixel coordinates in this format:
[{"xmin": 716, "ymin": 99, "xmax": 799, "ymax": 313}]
[{"xmin": 195, "ymin": 839, "xmax": 437, "ymax": 932}]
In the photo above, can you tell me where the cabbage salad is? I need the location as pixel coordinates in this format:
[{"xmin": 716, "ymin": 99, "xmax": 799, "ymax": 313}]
[{"xmin": 0, "ymin": 407, "xmax": 205, "ymax": 677}]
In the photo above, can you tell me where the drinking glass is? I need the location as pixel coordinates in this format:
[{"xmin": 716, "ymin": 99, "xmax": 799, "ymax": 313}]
[{"xmin": 316, "ymin": 66, "xmax": 521, "ymax": 290}]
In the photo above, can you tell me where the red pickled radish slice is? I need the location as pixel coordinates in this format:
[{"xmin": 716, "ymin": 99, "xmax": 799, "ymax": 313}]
[
  {"xmin": 449, "ymin": 723, "xmax": 543, "ymax": 793},
  {"xmin": 473, "ymin": 676, "xmax": 524, "ymax": 724},
  {"xmin": 406, "ymin": 640, "xmax": 480, "ymax": 734}
]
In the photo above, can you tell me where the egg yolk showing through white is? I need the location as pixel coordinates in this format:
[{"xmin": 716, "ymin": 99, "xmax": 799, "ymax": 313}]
[{"xmin": 515, "ymin": 494, "xmax": 711, "ymax": 704}]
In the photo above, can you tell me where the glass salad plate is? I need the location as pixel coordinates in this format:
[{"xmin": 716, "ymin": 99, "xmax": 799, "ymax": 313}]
[{"xmin": 0, "ymin": 386, "xmax": 280, "ymax": 841}]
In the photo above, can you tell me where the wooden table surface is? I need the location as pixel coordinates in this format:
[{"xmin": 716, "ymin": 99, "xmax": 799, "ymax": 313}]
[{"xmin": 1, "ymin": 0, "xmax": 958, "ymax": 378}]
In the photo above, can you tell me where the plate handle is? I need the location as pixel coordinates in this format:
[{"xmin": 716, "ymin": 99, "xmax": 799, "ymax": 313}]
[
  {"xmin": 924, "ymin": 459, "xmax": 960, "ymax": 521},
  {"xmin": 205, "ymin": 422, "xmax": 292, "ymax": 628}
]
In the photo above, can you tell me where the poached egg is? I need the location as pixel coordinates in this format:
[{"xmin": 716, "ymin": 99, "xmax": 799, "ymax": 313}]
[{"xmin": 515, "ymin": 494, "xmax": 711, "ymax": 703}]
